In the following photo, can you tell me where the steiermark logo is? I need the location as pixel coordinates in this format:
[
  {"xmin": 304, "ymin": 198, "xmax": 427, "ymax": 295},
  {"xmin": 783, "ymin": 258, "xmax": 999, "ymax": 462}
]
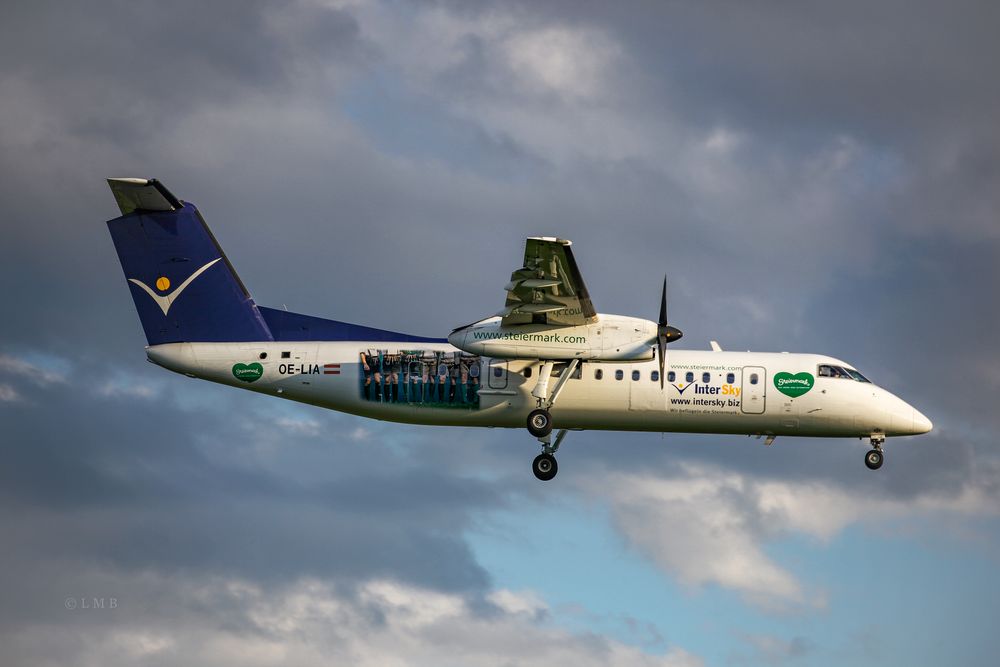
[
  {"xmin": 774, "ymin": 372, "xmax": 814, "ymax": 398},
  {"xmin": 232, "ymin": 362, "xmax": 263, "ymax": 383}
]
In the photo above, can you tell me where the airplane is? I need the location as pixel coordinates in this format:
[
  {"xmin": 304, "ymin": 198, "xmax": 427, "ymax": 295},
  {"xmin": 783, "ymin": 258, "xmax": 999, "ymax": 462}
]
[{"xmin": 105, "ymin": 177, "xmax": 933, "ymax": 481}]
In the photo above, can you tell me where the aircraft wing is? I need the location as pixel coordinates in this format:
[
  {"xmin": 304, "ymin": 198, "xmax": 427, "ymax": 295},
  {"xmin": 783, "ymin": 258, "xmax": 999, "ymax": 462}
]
[{"xmin": 499, "ymin": 237, "xmax": 598, "ymax": 326}]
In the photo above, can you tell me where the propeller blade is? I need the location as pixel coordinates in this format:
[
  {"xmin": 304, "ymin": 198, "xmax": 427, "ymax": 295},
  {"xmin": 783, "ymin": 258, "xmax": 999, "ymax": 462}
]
[
  {"xmin": 658, "ymin": 276, "xmax": 667, "ymax": 327},
  {"xmin": 656, "ymin": 276, "xmax": 682, "ymax": 389},
  {"xmin": 658, "ymin": 335, "xmax": 666, "ymax": 389}
]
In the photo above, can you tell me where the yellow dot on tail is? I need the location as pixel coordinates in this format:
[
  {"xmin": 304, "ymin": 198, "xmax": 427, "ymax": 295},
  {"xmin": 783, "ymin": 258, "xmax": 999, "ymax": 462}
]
[{"xmin": 156, "ymin": 276, "xmax": 171, "ymax": 291}]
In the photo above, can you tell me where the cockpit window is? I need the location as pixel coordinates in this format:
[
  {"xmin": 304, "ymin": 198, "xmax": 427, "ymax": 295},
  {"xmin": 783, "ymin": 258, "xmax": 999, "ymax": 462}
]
[
  {"xmin": 819, "ymin": 364, "xmax": 873, "ymax": 383},
  {"xmin": 846, "ymin": 368, "xmax": 871, "ymax": 383},
  {"xmin": 818, "ymin": 364, "xmax": 850, "ymax": 379}
]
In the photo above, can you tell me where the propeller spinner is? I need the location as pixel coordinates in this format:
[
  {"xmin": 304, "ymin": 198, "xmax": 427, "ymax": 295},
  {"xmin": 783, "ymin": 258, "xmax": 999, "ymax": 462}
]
[{"xmin": 657, "ymin": 277, "xmax": 683, "ymax": 389}]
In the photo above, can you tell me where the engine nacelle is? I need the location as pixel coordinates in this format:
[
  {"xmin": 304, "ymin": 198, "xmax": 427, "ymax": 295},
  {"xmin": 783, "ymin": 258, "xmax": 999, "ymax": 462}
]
[{"xmin": 448, "ymin": 315, "xmax": 657, "ymax": 362}]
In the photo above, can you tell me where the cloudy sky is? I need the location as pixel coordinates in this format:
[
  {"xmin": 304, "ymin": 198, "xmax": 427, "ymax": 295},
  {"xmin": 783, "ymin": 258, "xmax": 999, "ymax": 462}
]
[{"xmin": 2, "ymin": 1, "xmax": 999, "ymax": 665}]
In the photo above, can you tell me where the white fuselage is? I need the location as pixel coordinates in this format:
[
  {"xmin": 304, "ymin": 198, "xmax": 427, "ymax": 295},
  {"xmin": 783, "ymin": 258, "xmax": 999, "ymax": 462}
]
[{"xmin": 146, "ymin": 340, "xmax": 931, "ymax": 439}]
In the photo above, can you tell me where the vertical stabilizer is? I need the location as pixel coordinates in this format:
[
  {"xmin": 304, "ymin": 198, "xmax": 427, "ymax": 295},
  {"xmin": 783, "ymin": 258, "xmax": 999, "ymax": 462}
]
[{"xmin": 106, "ymin": 178, "xmax": 273, "ymax": 345}]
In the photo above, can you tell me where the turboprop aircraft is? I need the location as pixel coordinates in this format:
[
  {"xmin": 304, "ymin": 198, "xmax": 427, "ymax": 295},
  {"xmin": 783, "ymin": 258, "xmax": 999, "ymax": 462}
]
[{"xmin": 106, "ymin": 178, "xmax": 932, "ymax": 481}]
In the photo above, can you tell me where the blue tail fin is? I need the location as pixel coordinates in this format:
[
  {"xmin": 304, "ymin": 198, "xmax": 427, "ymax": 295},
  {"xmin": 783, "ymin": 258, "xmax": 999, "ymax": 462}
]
[{"xmin": 106, "ymin": 178, "xmax": 273, "ymax": 345}]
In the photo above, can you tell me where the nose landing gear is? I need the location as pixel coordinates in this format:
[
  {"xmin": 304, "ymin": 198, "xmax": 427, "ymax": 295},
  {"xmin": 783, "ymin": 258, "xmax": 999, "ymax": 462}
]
[{"xmin": 865, "ymin": 432, "xmax": 885, "ymax": 470}]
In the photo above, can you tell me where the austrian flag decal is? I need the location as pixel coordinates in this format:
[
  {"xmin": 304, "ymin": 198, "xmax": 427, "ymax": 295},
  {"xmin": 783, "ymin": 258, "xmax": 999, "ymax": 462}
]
[{"xmin": 323, "ymin": 364, "xmax": 341, "ymax": 375}]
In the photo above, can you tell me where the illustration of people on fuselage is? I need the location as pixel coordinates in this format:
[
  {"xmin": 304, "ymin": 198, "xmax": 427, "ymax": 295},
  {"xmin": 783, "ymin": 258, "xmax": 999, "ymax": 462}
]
[
  {"xmin": 358, "ymin": 348, "xmax": 482, "ymax": 408},
  {"xmin": 360, "ymin": 350, "xmax": 381, "ymax": 401},
  {"xmin": 384, "ymin": 352, "xmax": 401, "ymax": 402},
  {"xmin": 467, "ymin": 357, "xmax": 480, "ymax": 405}
]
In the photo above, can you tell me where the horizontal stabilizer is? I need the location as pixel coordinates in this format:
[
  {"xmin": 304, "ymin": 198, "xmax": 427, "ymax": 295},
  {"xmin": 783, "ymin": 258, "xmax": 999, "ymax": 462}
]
[{"xmin": 107, "ymin": 178, "xmax": 182, "ymax": 215}]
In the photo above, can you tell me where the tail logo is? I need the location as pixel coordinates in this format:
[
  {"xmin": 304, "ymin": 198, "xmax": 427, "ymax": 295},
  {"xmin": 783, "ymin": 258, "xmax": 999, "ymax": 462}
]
[{"xmin": 128, "ymin": 258, "xmax": 223, "ymax": 316}]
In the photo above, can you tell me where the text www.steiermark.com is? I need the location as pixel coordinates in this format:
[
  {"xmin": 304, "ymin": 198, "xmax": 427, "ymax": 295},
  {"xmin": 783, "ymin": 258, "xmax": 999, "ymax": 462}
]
[{"xmin": 471, "ymin": 331, "xmax": 587, "ymax": 344}]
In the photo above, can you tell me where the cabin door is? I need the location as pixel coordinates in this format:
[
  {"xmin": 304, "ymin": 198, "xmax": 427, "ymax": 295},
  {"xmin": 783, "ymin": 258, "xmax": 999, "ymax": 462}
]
[{"xmin": 741, "ymin": 366, "xmax": 766, "ymax": 414}]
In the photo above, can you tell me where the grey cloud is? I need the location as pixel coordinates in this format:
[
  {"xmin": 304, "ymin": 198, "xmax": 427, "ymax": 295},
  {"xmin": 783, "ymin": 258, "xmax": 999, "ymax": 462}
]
[{"xmin": 1, "ymin": 0, "xmax": 999, "ymax": 662}]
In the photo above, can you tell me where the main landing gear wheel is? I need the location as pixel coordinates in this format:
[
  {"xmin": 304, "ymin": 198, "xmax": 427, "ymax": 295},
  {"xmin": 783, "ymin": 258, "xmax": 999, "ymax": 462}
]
[
  {"xmin": 532, "ymin": 453, "xmax": 558, "ymax": 481},
  {"xmin": 527, "ymin": 409, "xmax": 553, "ymax": 438},
  {"xmin": 865, "ymin": 449, "xmax": 884, "ymax": 470}
]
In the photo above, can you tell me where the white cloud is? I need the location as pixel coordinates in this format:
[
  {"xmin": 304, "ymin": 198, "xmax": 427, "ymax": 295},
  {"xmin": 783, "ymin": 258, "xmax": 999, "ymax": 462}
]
[
  {"xmin": 0, "ymin": 353, "xmax": 68, "ymax": 385},
  {"xmin": 0, "ymin": 383, "xmax": 19, "ymax": 402},
  {"xmin": 3, "ymin": 576, "xmax": 702, "ymax": 667},
  {"xmin": 588, "ymin": 463, "xmax": 1000, "ymax": 611},
  {"xmin": 503, "ymin": 27, "xmax": 623, "ymax": 100}
]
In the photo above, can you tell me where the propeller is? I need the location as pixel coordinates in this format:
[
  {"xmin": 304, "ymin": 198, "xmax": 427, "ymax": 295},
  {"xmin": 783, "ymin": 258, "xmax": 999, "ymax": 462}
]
[{"xmin": 657, "ymin": 276, "xmax": 683, "ymax": 389}]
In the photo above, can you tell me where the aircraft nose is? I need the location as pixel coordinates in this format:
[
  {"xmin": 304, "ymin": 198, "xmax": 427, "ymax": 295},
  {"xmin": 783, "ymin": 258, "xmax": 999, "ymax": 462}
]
[{"xmin": 912, "ymin": 408, "xmax": 933, "ymax": 434}]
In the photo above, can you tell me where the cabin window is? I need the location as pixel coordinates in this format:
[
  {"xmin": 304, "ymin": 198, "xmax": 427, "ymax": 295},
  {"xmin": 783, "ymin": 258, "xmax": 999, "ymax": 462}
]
[
  {"xmin": 572, "ymin": 365, "xmax": 582, "ymax": 379},
  {"xmin": 750, "ymin": 373, "xmax": 759, "ymax": 385},
  {"xmin": 726, "ymin": 372, "xmax": 735, "ymax": 384},
  {"xmin": 259, "ymin": 352, "xmax": 268, "ymax": 360},
  {"xmin": 594, "ymin": 368, "xmax": 604, "ymax": 380},
  {"xmin": 685, "ymin": 371, "xmax": 694, "ymax": 383},
  {"xmin": 632, "ymin": 370, "xmax": 640, "ymax": 381},
  {"xmin": 523, "ymin": 367, "xmax": 532, "ymax": 378},
  {"xmin": 667, "ymin": 371, "xmax": 676, "ymax": 382},
  {"xmin": 702, "ymin": 372, "xmax": 711, "ymax": 383},
  {"xmin": 615, "ymin": 369, "xmax": 624, "ymax": 381},
  {"xmin": 493, "ymin": 366, "xmax": 504, "ymax": 378},
  {"xmin": 651, "ymin": 370, "xmax": 659, "ymax": 382},
  {"xmin": 281, "ymin": 351, "xmax": 291, "ymax": 359}
]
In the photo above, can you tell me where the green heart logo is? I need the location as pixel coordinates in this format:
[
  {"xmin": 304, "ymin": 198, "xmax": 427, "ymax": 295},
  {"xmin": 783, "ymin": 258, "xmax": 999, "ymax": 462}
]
[
  {"xmin": 774, "ymin": 371, "xmax": 814, "ymax": 398},
  {"xmin": 232, "ymin": 362, "xmax": 264, "ymax": 383}
]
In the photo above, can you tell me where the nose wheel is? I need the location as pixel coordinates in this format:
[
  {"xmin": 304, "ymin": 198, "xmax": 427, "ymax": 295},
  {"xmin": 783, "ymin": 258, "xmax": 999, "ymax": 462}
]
[
  {"xmin": 865, "ymin": 432, "xmax": 885, "ymax": 470},
  {"xmin": 864, "ymin": 448, "xmax": 884, "ymax": 470}
]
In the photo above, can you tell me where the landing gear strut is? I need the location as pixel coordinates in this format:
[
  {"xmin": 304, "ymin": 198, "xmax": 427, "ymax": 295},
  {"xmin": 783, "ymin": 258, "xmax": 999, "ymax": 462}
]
[
  {"xmin": 532, "ymin": 429, "xmax": 567, "ymax": 481},
  {"xmin": 525, "ymin": 359, "xmax": 579, "ymax": 479},
  {"xmin": 865, "ymin": 432, "xmax": 885, "ymax": 470}
]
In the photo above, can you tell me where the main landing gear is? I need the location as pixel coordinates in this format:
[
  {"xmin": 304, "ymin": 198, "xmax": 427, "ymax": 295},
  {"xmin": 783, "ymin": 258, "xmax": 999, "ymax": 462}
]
[
  {"xmin": 865, "ymin": 432, "xmax": 885, "ymax": 470},
  {"xmin": 533, "ymin": 429, "xmax": 567, "ymax": 481},
  {"xmin": 526, "ymin": 359, "xmax": 578, "ymax": 481},
  {"xmin": 527, "ymin": 408, "xmax": 553, "ymax": 438}
]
